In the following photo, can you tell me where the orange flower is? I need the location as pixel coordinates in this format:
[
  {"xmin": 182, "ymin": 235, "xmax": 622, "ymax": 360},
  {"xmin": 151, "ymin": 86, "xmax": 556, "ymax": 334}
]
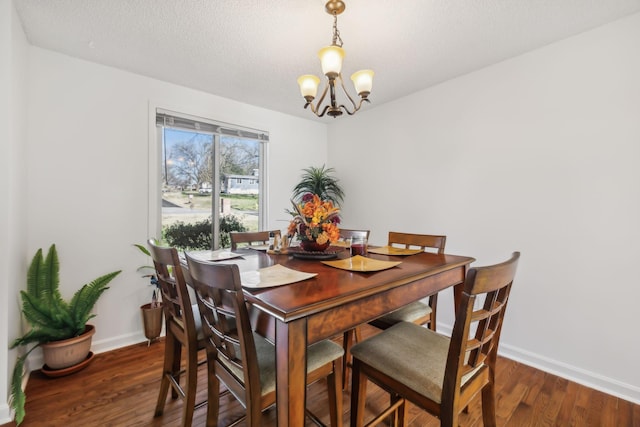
[{"xmin": 289, "ymin": 194, "xmax": 341, "ymax": 244}]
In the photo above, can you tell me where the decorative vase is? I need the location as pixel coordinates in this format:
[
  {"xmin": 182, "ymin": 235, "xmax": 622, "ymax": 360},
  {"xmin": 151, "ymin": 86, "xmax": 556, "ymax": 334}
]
[
  {"xmin": 300, "ymin": 240, "xmax": 330, "ymax": 252},
  {"xmin": 41, "ymin": 324, "xmax": 95, "ymax": 370},
  {"xmin": 141, "ymin": 302, "xmax": 164, "ymax": 344}
]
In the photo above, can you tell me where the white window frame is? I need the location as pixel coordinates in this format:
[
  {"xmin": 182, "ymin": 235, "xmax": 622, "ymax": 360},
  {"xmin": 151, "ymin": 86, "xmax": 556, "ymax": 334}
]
[{"xmin": 147, "ymin": 104, "xmax": 269, "ymax": 248}]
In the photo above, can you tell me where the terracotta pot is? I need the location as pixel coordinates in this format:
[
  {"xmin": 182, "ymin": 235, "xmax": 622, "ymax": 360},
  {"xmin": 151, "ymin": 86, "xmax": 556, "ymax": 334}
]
[
  {"xmin": 300, "ymin": 240, "xmax": 330, "ymax": 252},
  {"xmin": 41, "ymin": 324, "xmax": 95, "ymax": 370},
  {"xmin": 141, "ymin": 302, "xmax": 164, "ymax": 342}
]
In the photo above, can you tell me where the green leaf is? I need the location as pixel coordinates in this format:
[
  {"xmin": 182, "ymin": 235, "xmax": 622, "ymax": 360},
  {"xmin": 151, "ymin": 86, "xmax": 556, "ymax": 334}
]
[
  {"xmin": 26, "ymin": 248, "xmax": 43, "ymax": 298},
  {"xmin": 29, "ymin": 245, "xmax": 69, "ymax": 321},
  {"xmin": 291, "ymin": 165, "xmax": 344, "ymax": 206},
  {"xmin": 136, "ymin": 265, "xmax": 155, "ymax": 274},
  {"xmin": 20, "ymin": 292, "xmax": 64, "ymax": 329},
  {"xmin": 10, "ymin": 345, "xmax": 40, "ymax": 425},
  {"xmin": 42, "ymin": 244, "xmax": 62, "ymax": 302},
  {"xmin": 133, "ymin": 243, "xmax": 151, "ymax": 257},
  {"xmin": 11, "ymin": 326, "xmax": 76, "ymax": 348},
  {"xmin": 69, "ymin": 270, "xmax": 121, "ymax": 328},
  {"xmin": 10, "ymin": 354, "xmax": 27, "ymax": 425}
]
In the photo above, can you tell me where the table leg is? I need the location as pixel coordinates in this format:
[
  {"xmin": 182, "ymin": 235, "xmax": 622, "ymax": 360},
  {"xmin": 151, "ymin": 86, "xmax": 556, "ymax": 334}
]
[
  {"xmin": 276, "ymin": 317, "xmax": 307, "ymax": 427},
  {"xmin": 453, "ymin": 264, "xmax": 470, "ymax": 313}
]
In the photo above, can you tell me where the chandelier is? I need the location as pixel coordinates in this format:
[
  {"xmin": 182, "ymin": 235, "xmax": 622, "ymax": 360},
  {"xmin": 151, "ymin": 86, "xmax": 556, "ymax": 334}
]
[{"xmin": 297, "ymin": 0, "xmax": 374, "ymax": 118}]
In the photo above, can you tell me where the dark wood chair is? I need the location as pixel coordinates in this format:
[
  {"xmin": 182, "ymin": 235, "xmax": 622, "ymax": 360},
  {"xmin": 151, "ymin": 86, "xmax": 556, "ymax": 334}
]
[
  {"xmin": 350, "ymin": 252, "xmax": 520, "ymax": 427},
  {"xmin": 337, "ymin": 228, "xmax": 371, "ymax": 388},
  {"xmin": 147, "ymin": 239, "xmax": 207, "ymax": 427},
  {"xmin": 338, "ymin": 228, "xmax": 370, "ymax": 242},
  {"xmin": 368, "ymin": 232, "xmax": 447, "ymax": 332},
  {"xmin": 229, "ymin": 230, "xmax": 281, "ymax": 250},
  {"xmin": 185, "ymin": 252, "xmax": 344, "ymax": 427}
]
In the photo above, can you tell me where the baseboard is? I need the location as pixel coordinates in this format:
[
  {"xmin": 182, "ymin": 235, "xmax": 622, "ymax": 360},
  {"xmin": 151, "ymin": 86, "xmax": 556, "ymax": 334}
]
[
  {"xmin": 437, "ymin": 323, "xmax": 640, "ymax": 405},
  {"xmin": 92, "ymin": 331, "xmax": 151, "ymax": 354},
  {"xmin": 0, "ymin": 403, "xmax": 12, "ymax": 425},
  {"xmin": 499, "ymin": 342, "xmax": 640, "ymax": 405}
]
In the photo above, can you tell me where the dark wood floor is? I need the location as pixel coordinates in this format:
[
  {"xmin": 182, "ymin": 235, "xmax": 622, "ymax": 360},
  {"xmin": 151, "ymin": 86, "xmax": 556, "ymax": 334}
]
[{"xmin": 4, "ymin": 324, "xmax": 639, "ymax": 426}]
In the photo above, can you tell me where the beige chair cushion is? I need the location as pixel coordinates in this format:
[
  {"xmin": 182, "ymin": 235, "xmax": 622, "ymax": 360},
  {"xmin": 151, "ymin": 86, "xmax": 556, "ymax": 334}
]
[
  {"xmin": 350, "ymin": 321, "xmax": 479, "ymax": 404},
  {"xmin": 220, "ymin": 333, "xmax": 344, "ymax": 396},
  {"xmin": 374, "ymin": 301, "xmax": 432, "ymax": 328}
]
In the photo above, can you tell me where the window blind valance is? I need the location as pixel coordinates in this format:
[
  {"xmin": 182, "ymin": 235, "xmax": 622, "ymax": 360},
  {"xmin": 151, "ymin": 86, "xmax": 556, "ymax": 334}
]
[{"xmin": 156, "ymin": 110, "xmax": 269, "ymax": 142}]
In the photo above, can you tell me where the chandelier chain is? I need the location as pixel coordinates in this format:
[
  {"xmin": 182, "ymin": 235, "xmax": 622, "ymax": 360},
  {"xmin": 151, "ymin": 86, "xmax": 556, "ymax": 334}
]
[{"xmin": 332, "ymin": 14, "xmax": 343, "ymax": 47}]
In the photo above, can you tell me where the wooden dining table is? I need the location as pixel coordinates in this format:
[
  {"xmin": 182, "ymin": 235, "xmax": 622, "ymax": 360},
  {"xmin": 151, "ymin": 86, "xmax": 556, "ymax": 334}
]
[{"xmin": 187, "ymin": 246, "xmax": 474, "ymax": 427}]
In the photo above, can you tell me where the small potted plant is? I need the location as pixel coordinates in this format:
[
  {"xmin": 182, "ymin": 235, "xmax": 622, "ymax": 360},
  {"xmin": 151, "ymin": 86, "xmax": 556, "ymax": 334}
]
[
  {"xmin": 10, "ymin": 244, "xmax": 121, "ymax": 425},
  {"xmin": 291, "ymin": 164, "xmax": 345, "ymax": 206},
  {"xmin": 133, "ymin": 243, "xmax": 163, "ymax": 344}
]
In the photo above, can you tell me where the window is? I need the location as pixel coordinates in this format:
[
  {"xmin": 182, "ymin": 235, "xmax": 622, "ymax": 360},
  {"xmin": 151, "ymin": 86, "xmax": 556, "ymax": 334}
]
[{"xmin": 156, "ymin": 110, "xmax": 268, "ymax": 249}]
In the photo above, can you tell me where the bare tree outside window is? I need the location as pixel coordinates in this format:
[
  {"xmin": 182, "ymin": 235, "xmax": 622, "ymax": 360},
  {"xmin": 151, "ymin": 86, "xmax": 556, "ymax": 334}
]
[
  {"xmin": 159, "ymin": 127, "xmax": 263, "ymax": 250},
  {"xmin": 164, "ymin": 131, "xmax": 213, "ymax": 190},
  {"xmin": 220, "ymin": 137, "xmax": 259, "ymax": 176}
]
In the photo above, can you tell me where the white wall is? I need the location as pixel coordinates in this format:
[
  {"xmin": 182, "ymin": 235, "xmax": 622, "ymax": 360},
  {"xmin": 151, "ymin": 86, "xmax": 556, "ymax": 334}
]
[
  {"xmin": 328, "ymin": 12, "xmax": 640, "ymax": 403},
  {"xmin": 7, "ymin": 3, "xmax": 640, "ymax": 421},
  {"xmin": 0, "ymin": 2, "xmax": 11, "ymax": 422},
  {"xmin": 22, "ymin": 47, "xmax": 326, "ymax": 362},
  {"xmin": 0, "ymin": 0, "xmax": 29, "ymax": 423}
]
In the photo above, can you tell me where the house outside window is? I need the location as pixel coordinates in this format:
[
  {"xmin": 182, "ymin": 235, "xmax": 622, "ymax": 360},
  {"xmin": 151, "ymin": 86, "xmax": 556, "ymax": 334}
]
[{"xmin": 156, "ymin": 110, "xmax": 268, "ymax": 249}]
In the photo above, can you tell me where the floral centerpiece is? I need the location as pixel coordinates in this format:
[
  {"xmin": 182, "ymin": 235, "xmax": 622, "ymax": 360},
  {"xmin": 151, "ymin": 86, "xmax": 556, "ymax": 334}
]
[{"xmin": 288, "ymin": 193, "xmax": 341, "ymax": 251}]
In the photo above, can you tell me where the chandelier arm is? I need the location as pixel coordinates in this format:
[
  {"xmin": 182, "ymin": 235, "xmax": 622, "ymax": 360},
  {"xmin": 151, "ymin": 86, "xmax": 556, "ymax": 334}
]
[
  {"xmin": 307, "ymin": 102, "xmax": 330, "ymax": 118},
  {"xmin": 315, "ymin": 82, "xmax": 330, "ymax": 110},
  {"xmin": 338, "ymin": 97, "xmax": 371, "ymax": 116},
  {"xmin": 337, "ymin": 74, "xmax": 359, "ymax": 110},
  {"xmin": 306, "ymin": 103, "xmax": 331, "ymax": 118},
  {"xmin": 304, "ymin": 83, "xmax": 330, "ymax": 116},
  {"xmin": 338, "ymin": 104, "xmax": 356, "ymax": 116},
  {"xmin": 313, "ymin": 87, "xmax": 333, "ymax": 118},
  {"xmin": 304, "ymin": 101, "xmax": 317, "ymax": 113},
  {"xmin": 317, "ymin": 105, "xmax": 332, "ymax": 117}
]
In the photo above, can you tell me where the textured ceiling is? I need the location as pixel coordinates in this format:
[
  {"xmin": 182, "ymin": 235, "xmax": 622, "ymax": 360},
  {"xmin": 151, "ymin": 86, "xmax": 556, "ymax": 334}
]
[{"xmin": 14, "ymin": 0, "xmax": 640, "ymax": 121}]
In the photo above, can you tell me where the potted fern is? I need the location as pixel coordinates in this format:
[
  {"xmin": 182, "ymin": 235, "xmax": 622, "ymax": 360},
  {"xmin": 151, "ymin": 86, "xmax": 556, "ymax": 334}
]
[{"xmin": 9, "ymin": 244, "xmax": 121, "ymax": 425}]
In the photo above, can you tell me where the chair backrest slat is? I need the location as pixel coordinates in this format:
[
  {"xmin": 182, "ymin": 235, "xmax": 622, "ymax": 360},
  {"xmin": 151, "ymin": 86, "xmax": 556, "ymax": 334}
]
[
  {"xmin": 185, "ymin": 253, "xmax": 262, "ymax": 404},
  {"xmin": 230, "ymin": 230, "xmax": 281, "ymax": 250},
  {"xmin": 444, "ymin": 252, "xmax": 519, "ymax": 402},
  {"xmin": 147, "ymin": 239, "xmax": 196, "ymax": 341},
  {"xmin": 339, "ymin": 229, "xmax": 370, "ymax": 241},
  {"xmin": 388, "ymin": 231, "xmax": 446, "ymax": 254}
]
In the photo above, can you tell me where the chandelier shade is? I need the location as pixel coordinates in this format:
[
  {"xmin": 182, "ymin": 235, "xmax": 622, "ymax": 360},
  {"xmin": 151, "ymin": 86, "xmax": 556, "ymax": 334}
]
[
  {"xmin": 350, "ymin": 69, "xmax": 374, "ymax": 97},
  {"xmin": 297, "ymin": 75, "xmax": 321, "ymax": 100},
  {"xmin": 297, "ymin": 1, "xmax": 373, "ymax": 118},
  {"xmin": 318, "ymin": 46, "xmax": 345, "ymax": 77}
]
